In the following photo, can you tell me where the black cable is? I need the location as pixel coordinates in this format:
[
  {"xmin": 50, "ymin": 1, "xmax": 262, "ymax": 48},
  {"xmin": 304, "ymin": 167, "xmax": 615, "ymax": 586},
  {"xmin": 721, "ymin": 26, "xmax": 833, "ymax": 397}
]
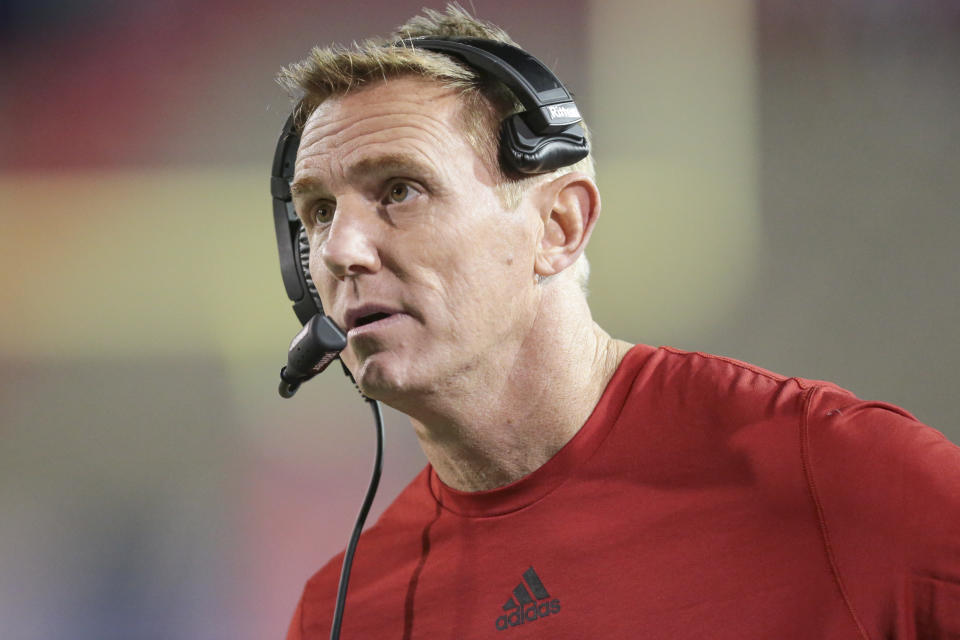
[{"xmin": 329, "ymin": 398, "xmax": 385, "ymax": 640}]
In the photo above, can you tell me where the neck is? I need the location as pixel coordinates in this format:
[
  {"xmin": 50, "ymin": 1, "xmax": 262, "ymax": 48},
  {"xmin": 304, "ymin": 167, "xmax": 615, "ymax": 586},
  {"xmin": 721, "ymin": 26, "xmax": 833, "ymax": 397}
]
[{"xmin": 397, "ymin": 284, "xmax": 632, "ymax": 492}]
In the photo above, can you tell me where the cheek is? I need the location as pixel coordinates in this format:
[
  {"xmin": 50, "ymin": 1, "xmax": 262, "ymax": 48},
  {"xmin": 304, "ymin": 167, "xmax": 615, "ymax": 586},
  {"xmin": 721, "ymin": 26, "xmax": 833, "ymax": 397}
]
[
  {"xmin": 435, "ymin": 225, "xmax": 535, "ymax": 312},
  {"xmin": 397, "ymin": 223, "xmax": 473, "ymax": 294},
  {"xmin": 307, "ymin": 237, "xmax": 332, "ymax": 300}
]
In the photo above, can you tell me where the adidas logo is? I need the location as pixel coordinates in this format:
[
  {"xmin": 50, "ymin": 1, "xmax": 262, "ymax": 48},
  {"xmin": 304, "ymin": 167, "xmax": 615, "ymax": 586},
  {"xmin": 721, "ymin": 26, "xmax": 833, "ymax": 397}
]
[{"xmin": 494, "ymin": 567, "xmax": 561, "ymax": 631}]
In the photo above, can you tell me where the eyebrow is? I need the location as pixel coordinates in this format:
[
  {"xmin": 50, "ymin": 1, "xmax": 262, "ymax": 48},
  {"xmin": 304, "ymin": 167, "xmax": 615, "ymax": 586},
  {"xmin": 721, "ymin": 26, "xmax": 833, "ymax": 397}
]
[
  {"xmin": 289, "ymin": 176, "xmax": 327, "ymax": 199},
  {"xmin": 290, "ymin": 153, "xmax": 440, "ymax": 200}
]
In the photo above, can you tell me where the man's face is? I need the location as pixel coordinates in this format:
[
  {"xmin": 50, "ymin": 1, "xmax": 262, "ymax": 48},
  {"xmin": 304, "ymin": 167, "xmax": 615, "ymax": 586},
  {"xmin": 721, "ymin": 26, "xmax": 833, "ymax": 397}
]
[{"xmin": 292, "ymin": 77, "xmax": 541, "ymax": 398}]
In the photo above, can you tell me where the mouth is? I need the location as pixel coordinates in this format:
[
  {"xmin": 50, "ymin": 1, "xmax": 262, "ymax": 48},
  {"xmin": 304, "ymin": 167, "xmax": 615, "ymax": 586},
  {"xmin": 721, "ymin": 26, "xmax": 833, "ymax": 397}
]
[
  {"xmin": 353, "ymin": 311, "xmax": 393, "ymax": 328},
  {"xmin": 344, "ymin": 305, "xmax": 409, "ymax": 337}
]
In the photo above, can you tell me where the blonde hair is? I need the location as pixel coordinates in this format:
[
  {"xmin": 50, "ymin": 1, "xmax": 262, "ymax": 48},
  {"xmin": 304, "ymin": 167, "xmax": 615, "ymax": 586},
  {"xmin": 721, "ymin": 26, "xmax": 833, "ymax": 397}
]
[{"xmin": 277, "ymin": 3, "xmax": 594, "ymax": 291}]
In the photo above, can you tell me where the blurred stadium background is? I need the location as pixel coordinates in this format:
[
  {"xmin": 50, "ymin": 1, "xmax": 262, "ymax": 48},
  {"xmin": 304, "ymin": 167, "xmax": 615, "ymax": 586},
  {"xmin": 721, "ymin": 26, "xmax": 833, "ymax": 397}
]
[{"xmin": 1, "ymin": 1, "xmax": 957, "ymax": 637}]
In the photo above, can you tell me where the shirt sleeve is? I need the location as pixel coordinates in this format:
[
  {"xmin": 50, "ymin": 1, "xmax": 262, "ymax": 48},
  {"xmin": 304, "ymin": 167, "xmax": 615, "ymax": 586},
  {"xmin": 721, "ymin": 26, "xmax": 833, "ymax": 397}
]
[{"xmin": 804, "ymin": 385, "xmax": 960, "ymax": 638}]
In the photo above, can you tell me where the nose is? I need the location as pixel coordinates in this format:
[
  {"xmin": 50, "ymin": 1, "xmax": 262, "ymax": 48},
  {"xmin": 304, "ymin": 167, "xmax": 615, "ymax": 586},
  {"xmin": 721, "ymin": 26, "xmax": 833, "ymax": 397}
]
[{"xmin": 318, "ymin": 197, "xmax": 382, "ymax": 280}]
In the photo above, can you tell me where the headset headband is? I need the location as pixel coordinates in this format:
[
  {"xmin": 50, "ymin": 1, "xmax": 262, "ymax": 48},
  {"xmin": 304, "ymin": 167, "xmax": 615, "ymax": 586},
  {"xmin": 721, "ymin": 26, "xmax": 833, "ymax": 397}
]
[{"xmin": 398, "ymin": 37, "xmax": 582, "ymax": 133}]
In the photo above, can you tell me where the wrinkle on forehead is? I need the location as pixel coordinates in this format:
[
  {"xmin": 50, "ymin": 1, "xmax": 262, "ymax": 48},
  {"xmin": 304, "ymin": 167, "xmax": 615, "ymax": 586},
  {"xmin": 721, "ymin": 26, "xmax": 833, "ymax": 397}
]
[
  {"xmin": 295, "ymin": 125, "xmax": 455, "ymax": 195},
  {"xmin": 299, "ymin": 79, "xmax": 462, "ymax": 150},
  {"xmin": 294, "ymin": 79, "xmax": 470, "ymax": 188}
]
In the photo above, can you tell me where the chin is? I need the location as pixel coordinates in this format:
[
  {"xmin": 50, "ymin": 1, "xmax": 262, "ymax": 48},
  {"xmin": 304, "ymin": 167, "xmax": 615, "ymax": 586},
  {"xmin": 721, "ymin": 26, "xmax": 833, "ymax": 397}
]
[{"xmin": 351, "ymin": 349, "xmax": 422, "ymax": 400}]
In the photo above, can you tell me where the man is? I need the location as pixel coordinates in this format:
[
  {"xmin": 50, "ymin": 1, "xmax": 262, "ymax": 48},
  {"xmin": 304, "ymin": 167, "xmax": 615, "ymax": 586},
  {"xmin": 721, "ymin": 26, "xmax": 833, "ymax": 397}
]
[{"xmin": 279, "ymin": 7, "xmax": 960, "ymax": 639}]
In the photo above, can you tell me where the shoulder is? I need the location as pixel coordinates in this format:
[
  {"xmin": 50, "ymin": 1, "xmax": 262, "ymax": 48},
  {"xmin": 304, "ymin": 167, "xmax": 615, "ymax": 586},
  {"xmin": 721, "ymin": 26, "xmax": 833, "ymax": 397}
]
[
  {"xmin": 802, "ymin": 384, "xmax": 959, "ymax": 514},
  {"xmin": 801, "ymin": 384, "xmax": 960, "ymax": 545},
  {"xmin": 800, "ymin": 385, "xmax": 960, "ymax": 633},
  {"xmin": 635, "ymin": 345, "xmax": 840, "ymax": 418},
  {"xmin": 643, "ymin": 345, "xmax": 959, "ymax": 496},
  {"xmin": 643, "ymin": 347, "xmax": 960, "ymax": 630},
  {"xmin": 628, "ymin": 344, "xmax": 959, "ymax": 526}
]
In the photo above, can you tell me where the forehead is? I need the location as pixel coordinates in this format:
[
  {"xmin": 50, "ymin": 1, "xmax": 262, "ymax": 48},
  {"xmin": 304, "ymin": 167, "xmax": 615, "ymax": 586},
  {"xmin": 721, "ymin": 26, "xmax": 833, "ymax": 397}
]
[{"xmin": 295, "ymin": 77, "xmax": 475, "ymax": 183}]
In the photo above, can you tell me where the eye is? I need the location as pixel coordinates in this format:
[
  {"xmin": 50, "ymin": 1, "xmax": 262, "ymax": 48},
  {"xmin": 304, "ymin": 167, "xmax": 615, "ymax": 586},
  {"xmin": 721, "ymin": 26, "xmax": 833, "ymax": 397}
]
[
  {"xmin": 385, "ymin": 181, "xmax": 420, "ymax": 205},
  {"xmin": 308, "ymin": 201, "xmax": 335, "ymax": 226}
]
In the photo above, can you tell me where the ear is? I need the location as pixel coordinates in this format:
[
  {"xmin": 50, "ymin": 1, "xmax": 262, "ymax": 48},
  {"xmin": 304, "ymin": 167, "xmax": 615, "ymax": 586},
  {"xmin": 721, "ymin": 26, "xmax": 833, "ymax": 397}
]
[{"xmin": 533, "ymin": 172, "xmax": 601, "ymax": 278}]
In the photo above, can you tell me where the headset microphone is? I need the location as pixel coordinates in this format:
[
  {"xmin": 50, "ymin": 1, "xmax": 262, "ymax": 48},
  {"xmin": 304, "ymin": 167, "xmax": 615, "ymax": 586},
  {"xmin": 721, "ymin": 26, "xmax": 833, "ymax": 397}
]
[{"xmin": 278, "ymin": 314, "xmax": 347, "ymax": 398}]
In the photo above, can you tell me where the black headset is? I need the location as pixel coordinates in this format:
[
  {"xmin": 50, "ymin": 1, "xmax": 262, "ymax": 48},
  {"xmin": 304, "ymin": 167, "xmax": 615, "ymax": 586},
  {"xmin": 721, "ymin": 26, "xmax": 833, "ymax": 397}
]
[{"xmin": 269, "ymin": 36, "xmax": 589, "ymax": 326}]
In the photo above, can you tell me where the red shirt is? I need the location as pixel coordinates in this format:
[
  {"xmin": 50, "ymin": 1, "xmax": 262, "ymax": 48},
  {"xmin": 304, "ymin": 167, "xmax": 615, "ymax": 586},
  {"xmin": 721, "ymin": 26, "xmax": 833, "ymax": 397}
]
[{"xmin": 287, "ymin": 345, "xmax": 960, "ymax": 639}]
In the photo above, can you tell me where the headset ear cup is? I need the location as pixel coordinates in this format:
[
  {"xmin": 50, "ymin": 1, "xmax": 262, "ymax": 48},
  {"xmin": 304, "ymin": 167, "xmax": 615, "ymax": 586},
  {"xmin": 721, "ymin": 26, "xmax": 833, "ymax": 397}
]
[
  {"xmin": 499, "ymin": 115, "xmax": 590, "ymax": 175},
  {"xmin": 297, "ymin": 226, "xmax": 324, "ymax": 315}
]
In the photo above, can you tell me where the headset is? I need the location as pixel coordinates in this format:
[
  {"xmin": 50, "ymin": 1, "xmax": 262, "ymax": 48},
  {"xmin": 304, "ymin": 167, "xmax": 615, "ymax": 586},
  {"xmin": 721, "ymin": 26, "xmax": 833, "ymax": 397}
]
[
  {"xmin": 270, "ymin": 36, "xmax": 589, "ymax": 338},
  {"xmin": 269, "ymin": 36, "xmax": 587, "ymax": 639}
]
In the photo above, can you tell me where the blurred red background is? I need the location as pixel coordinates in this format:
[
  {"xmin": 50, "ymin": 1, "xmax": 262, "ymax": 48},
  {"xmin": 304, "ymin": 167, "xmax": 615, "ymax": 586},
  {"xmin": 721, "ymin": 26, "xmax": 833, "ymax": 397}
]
[{"xmin": 1, "ymin": 1, "xmax": 957, "ymax": 638}]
